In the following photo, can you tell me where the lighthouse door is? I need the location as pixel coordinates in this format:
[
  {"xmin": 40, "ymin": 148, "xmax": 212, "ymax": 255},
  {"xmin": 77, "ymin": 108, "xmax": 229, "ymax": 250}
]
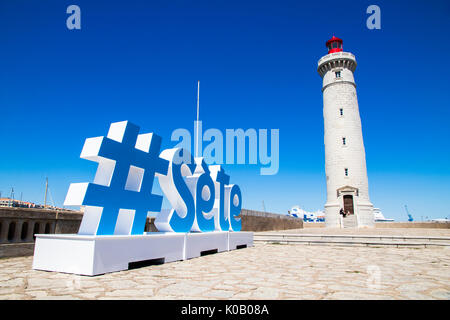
[{"xmin": 343, "ymin": 195, "xmax": 354, "ymax": 215}]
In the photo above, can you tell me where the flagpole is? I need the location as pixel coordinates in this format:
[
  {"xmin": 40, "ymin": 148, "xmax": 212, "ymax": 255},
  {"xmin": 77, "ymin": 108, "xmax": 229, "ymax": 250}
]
[{"xmin": 196, "ymin": 80, "xmax": 200, "ymax": 158}]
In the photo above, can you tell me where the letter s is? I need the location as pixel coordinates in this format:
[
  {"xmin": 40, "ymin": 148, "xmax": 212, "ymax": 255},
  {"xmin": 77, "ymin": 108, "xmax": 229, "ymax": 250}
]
[{"xmin": 155, "ymin": 148, "xmax": 196, "ymax": 232}]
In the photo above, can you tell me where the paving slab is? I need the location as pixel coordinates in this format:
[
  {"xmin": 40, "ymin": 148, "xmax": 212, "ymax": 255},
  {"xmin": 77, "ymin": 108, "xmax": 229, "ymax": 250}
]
[{"xmin": 0, "ymin": 242, "xmax": 449, "ymax": 300}]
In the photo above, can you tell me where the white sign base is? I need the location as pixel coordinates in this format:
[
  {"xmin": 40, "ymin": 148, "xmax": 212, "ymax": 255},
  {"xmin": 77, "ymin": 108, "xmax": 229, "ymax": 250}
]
[{"xmin": 32, "ymin": 231, "xmax": 253, "ymax": 276}]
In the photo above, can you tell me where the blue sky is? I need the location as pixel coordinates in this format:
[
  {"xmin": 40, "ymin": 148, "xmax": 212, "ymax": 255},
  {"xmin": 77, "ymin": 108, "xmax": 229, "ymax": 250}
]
[{"xmin": 0, "ymin": 0, "xmax": 449, "ymax": 221}]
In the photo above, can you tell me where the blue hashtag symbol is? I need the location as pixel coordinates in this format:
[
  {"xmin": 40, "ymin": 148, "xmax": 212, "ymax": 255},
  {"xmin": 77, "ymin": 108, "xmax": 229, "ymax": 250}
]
[{"xmin": 65, "ymin": 121, "xmax": 169, "ymax": 236}]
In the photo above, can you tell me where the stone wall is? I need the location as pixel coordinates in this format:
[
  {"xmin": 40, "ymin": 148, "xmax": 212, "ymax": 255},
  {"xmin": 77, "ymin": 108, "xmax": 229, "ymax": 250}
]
[
  {"xmin": 240, "ymin": 209, "xmax": 303, "ymax": 231},
  {"xmin": 0, "ymin": 207, "xmax": 84, "ymax": 258},
  {"xmin": 0, "ymin": 207, "xmax": 83, "ymax": 244},
  {"xmin": 0, "ymin": 207, "xmax": 303, "ymax": 258}
]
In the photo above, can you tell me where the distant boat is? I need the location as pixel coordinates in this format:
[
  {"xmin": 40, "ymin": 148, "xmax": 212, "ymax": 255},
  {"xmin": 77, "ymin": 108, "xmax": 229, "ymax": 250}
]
[
  {"xmin": 288, "ymin": 206, "xmax": 325, "ymax": 222},
  {"xmin": 373, "ymin": 208, "xmax": 394, "ymax": 222}
]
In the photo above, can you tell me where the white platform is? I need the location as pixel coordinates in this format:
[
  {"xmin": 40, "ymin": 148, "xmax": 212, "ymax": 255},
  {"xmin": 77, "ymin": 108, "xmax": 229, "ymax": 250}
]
[
  {"xmin": 185, "ymin": 231, "xmax": 229, "ymax": 259},
  {"xmin": 229, "ymin": 231, "xmax": 254, "ymax": 250},
  {"xmin": 32, "ymin": 231, "xmax": 253, "ymax": 276}
]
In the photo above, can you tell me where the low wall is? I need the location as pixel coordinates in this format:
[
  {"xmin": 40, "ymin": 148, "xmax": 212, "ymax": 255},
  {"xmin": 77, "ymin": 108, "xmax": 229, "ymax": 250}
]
[
  {"xmin": 375, "ymin": 222, "xmax": 450, "ymax": 229},
  {"xmin": 0, "ymin": 207, "xmax": 303, "ymax": 258},
  {"xmin": 304, "ymin": 222, "xmax": 325, "ymax": 228},
  {"xmin": 288, "ymin": 221, "xmax": 450, "ymax": 229},
  {"xmin": 240, "ymin": 209, "xmax": 303, "ymax": 232}
]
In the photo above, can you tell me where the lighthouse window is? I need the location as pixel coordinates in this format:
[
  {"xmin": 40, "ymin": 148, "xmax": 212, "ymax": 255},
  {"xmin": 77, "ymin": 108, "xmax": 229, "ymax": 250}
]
[
  {"xmin": 342, "ymin": 137, "xmax": 346, "ymax": 145},
  {"xmin": 340, "ymin": 108, "xmax": 344, "ymax": 116},
  {"xmin": 335, "ymin": 71, "xmax": 341, "ymax": 78},
  {"xmin": 345, "ymin": 168, "xmax": 349, "ymax": 176}
]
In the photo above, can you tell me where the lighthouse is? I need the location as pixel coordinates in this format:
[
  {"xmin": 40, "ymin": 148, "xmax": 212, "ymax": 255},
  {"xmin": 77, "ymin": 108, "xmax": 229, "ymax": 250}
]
[{"xmin": 318, "ymin": 36, "xmax": 374, "ymax": 228}]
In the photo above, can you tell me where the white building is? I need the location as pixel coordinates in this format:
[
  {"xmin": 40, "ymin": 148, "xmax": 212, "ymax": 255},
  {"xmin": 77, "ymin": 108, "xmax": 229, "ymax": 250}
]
[{"xmin": 317, "ymin": 36, "xmax": 374, "ymax": 228}]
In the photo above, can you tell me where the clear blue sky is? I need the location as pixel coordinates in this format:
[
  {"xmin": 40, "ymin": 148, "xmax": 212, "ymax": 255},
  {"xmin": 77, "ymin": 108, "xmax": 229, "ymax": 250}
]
[{"xmin": 1, "ymin": 0, "xmax": 449, "ymax": 221}]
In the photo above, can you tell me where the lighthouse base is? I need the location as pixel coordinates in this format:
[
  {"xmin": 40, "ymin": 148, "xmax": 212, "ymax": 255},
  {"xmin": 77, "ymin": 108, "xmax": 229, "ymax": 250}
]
[
  {"xmin": 356, "ymin": 202, "xmax": 375, "ymax": 228},
  {"xmin": 324, "ymin": 200, "xmax": 374, "ymax": 228},
  {"xmin": 324, "ymin": 202, "xmax": 341, "ymax": 228}
]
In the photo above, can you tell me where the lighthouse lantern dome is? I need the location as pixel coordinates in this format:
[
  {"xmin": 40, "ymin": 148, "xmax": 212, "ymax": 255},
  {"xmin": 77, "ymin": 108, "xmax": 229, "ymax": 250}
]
[{"xmin": 326, "ymin": 36, "xmax": 343, "ymax": 54}]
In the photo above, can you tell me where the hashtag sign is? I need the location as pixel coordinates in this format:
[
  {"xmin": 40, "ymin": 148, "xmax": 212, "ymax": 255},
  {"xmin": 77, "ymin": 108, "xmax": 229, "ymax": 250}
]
[{"xmin": 64, "ymin": 121, "xmax": 169, "ymax": 235}]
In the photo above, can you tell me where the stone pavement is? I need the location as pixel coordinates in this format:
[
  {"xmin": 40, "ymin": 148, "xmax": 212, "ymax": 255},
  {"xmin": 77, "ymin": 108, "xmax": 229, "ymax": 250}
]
[{"xmin": 0, "ymin": 240, "xmax": 449, "ymax": 300}]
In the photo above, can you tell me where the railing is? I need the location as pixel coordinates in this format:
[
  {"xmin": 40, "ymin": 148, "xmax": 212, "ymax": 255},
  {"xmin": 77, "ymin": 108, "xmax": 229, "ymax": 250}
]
[{"xmin": 318, "ymin": 51, "xmax": 356, "ymax": 65}]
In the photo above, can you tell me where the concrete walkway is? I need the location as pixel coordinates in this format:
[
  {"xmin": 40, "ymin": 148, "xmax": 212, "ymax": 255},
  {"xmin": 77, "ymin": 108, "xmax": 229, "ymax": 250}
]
[{"xmin": 0, "ymin": 239, "xmax": 449, "ymax": 299}]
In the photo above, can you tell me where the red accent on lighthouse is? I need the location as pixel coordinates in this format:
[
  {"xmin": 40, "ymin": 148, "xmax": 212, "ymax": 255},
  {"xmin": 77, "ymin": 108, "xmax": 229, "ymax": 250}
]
[{"xmin": 326, "ymin": 36, "xmax": 343, "ymax": 54}]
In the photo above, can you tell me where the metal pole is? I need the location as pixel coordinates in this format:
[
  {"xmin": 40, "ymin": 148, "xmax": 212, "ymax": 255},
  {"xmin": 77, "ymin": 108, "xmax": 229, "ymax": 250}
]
[{"xmin": 195, "ymin": 80, "xmax": 200, "ymax": 158}]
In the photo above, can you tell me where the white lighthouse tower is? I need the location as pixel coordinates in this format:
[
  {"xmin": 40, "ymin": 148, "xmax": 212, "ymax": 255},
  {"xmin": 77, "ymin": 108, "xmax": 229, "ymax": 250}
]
[{"xmin": 318, "ymin": 36, "xmax": 374, "ymax": 228}]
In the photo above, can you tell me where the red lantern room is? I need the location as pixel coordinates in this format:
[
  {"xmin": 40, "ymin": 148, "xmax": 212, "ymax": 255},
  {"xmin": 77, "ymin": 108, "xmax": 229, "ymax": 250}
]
[{"xmin": 326, "ymin": 36, "xmax": 343, "ymax": 54}]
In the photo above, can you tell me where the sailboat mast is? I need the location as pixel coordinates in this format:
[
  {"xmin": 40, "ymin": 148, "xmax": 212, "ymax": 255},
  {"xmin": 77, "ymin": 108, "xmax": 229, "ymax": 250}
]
[{"xmin": 44, "ymin": 177, "xmax": 48, "ymax": 209}]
